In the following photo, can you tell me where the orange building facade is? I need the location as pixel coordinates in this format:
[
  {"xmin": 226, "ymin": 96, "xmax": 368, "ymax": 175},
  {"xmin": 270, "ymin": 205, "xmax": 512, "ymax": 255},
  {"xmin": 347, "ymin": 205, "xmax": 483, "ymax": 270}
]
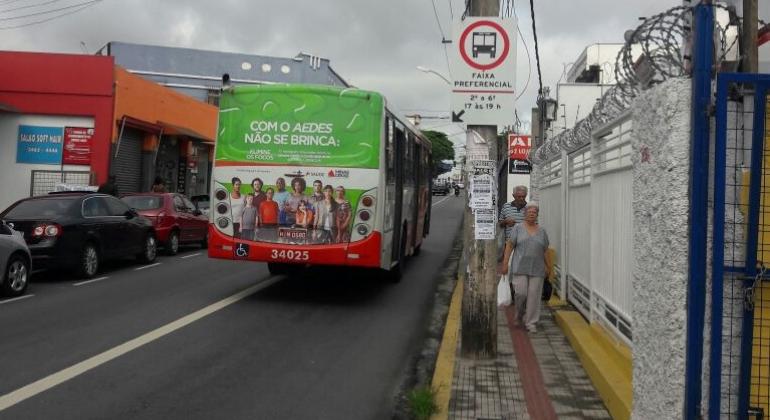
[{"xmin": 111, "ymin": 67, "xmax": 218, "ymax": 195}]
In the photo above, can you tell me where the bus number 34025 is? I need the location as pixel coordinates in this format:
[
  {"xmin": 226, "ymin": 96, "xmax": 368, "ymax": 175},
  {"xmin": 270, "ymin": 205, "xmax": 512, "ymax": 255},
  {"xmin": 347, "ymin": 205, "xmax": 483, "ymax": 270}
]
[{"xmin": 270, "ymin": 249, "xmax": 310, "ymax": 261}]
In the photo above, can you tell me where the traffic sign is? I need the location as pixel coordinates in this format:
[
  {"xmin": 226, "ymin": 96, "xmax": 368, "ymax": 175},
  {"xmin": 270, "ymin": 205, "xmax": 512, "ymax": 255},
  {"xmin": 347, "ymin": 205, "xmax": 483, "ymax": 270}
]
[{"xmin": 450, "ymin": 17, "xmax": 517, "ymax": 126}]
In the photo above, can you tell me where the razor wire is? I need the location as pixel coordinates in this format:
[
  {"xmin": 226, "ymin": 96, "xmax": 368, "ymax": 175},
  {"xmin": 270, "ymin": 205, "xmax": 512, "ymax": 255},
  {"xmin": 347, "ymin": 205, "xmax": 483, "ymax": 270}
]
[{"xmin": 531, "ymin": 3, "xmax": 764, "ymax": 164}]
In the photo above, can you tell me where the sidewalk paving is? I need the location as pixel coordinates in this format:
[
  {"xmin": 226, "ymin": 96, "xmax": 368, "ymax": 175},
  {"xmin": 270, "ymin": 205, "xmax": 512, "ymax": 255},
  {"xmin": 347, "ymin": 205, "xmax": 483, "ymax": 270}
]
[{"xmin": 445, "ymin": 300, "xmax": 612, "ymax": 419}]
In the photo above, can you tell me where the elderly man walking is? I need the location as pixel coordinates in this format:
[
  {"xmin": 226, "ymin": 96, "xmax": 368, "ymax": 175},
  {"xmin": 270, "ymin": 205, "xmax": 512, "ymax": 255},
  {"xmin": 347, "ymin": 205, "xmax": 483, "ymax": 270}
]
[{"xmin": 499, "ymin": 185, "xmax": 528, "ymax": 241}]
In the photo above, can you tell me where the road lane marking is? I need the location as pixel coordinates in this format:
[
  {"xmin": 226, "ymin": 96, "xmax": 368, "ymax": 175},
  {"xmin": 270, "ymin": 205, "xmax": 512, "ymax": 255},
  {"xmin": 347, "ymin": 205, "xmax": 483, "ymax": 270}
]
[
  {"xmin": 0, "ymin": 295, "xmax": 34, "ymax": 305},
  {"xmin": 73, "ymin": 277, "xmax": 109, "ymax": 287},
  {"xmin": 134, "ymin": 262, "xmax": 161, "ymax": 271},
  {"xmin": 181, "ymin": 253, "xmax": 201, "ymax": 259},
  {"xmin": 432, "ymin": 196, "xmax": 451, "ymax": 207},
  {"xmin": 0, "ymin": 275, "xmax": 282, "ymax": 412}
]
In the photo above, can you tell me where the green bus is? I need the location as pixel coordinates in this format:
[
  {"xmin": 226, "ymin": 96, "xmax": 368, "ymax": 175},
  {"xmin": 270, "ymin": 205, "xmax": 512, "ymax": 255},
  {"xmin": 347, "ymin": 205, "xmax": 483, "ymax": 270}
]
[{"xmin": 208, "ymin": 83, "xmax": 432, "ymax": 280}]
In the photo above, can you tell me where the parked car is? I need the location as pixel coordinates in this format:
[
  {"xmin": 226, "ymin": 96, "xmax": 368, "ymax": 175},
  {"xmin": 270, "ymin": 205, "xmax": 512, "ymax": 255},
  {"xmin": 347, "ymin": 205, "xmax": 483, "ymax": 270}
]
[
  {"xmin": 432, "ymin": 182, "xmax": 450, "ymax": 195},
  {"xmin": 121, "ymin": 193, "xmax": 208, "ymax": 255},
  {"xmin": 0, "ymin": 192, "xmax": 157, "ymax": 279},
  {"xmin": 0, "ymin": 220, "xmax": 31, "ymax": 297}
]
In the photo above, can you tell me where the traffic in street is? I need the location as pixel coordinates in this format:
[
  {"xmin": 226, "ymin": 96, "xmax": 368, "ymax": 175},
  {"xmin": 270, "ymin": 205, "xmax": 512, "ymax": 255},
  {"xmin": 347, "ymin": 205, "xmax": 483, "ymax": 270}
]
[{"xmin": 0, "ymin": 194, "xmax": 461, "ymax": 419}]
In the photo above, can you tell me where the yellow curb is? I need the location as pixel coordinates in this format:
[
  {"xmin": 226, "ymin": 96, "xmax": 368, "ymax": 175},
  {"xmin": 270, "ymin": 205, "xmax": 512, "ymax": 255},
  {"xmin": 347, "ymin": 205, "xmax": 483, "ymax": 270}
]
[
  {"xmin": 554, "ymin": 310, "xmax": 632, "ymax": 420},
  {"xmin": 430, "ymin": 279, "xmax": 462, "ymax": 420}
]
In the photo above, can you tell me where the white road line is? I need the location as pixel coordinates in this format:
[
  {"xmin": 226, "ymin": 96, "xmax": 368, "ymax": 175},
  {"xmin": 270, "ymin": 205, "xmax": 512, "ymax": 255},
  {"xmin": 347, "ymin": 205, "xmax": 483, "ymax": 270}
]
[
  {"xmin": 0, "ymin": 294, "xmax": 34, "ymax": 305},
  {"xmin": 134, "ymin": 262, "xmax": 161, "ymax": 271},
  {"xmin": 73, "ymin": 277, "xmax": 109, "ymax": 287},
  {"xmin": 432, "ymin": 196, "xmax": 451, "ymax": 207},
  {"xmin": 0, "ymin": 275, "xmax": 282, "ymax": 412},
  {"xmin": 181, "ymin": 252, "xmax": 201, "ymax": 259}
]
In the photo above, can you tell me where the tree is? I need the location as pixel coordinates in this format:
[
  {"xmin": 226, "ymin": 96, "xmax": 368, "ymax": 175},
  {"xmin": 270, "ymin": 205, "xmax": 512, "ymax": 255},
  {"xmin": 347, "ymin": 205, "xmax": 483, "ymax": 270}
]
[{"xmin": 421, "ymin": 130, "xmax": 455, "ymax": 177}]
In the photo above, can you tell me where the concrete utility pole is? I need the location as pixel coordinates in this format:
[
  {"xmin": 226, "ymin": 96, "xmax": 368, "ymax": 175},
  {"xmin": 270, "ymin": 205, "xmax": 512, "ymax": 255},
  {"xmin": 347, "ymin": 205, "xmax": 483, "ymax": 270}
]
[
  {"xmin": 460, "ymin": 0, "xmax": 500, "ymax": 359},
  {"xmin": 743, "ymin": 0, "xmax": 758, "ymax": 73}
]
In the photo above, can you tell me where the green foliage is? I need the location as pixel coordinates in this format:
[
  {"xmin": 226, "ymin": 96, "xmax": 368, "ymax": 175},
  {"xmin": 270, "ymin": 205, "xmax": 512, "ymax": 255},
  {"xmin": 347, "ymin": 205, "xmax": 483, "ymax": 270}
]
[
  {"xmin": 407, "ymin": 386, "xmax": 439, "ymax": 420},
  {"xmin": 422, "ymin": 130, "xmax": 455, "ymax": 176}
]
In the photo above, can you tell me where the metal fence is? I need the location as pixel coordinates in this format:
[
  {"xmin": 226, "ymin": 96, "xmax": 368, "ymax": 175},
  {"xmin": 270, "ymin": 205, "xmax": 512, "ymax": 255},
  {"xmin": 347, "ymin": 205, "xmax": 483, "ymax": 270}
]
[
  {"xmin": 30, "ymin": 170, "xmax": 93, "ymax": 197},
  {"xmin": 711, "ymin": 73, "xmax": 770, "ymax": 420},
  {"xmin": 536, "ymin": 111, "xmax": 634, "ymax": 345}
]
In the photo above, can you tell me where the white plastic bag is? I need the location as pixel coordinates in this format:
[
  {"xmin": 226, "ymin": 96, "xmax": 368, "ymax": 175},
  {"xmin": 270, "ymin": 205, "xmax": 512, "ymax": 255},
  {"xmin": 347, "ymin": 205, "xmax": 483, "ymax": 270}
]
[{"xmin": 497, "ymin": 275, "xmax": 512, "ymax": 307}]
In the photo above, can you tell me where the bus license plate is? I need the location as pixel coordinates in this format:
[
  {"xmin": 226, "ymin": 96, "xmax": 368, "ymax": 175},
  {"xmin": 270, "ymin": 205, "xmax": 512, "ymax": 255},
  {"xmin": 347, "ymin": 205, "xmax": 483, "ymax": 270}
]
[{"xmin": 278, "ymin": 228, "xmax": 308, "ymax": 240}]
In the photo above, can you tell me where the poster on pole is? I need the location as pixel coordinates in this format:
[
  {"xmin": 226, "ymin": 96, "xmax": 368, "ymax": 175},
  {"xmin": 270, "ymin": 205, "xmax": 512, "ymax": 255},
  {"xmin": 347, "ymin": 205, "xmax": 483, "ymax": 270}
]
[
  {"xmin": 450, "ymin": 17, "xmax": 517, "ymax": 126},
  {"xmin": 474, "ymin": 208, "xmax": 496, "ymax": 240},
  {"xmin": 469, "ymin": 173, "xmax": 495, "ymax": 209}
]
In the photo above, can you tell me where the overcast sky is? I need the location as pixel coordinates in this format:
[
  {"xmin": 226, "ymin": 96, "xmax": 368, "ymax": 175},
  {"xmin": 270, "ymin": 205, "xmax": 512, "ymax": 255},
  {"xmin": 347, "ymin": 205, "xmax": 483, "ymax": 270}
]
[{"xmin": 0, "ymin": 0, "xmax": 707, "ymax": 143}]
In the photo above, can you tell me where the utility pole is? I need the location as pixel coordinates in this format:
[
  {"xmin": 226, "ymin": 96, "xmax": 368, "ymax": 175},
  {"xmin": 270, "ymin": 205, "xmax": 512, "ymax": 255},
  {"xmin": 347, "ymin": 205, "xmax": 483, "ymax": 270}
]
[
  {"xmin": 743, "ymin": 0, "xmax": 758, "ymax": 73},
  {"xmin": 460, "ymin": 0, "xmax": 500, "ymax": 359}
]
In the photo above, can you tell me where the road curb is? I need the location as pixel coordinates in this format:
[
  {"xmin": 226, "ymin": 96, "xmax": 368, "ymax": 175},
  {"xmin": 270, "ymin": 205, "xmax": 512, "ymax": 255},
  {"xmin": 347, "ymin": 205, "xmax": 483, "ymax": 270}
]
[
  {"xmin": 430, "ymin": 278, "xmax": 461, "ymax": 420},
  {"xmin": 392, "ymin": 220, "xmax": 464, "ymax": 419}
]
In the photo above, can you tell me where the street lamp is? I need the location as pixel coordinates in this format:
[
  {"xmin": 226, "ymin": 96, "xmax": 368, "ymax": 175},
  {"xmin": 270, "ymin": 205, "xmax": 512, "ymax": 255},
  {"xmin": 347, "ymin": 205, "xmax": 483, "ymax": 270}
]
[{"xmin": 416, "ymin": 66, "xmax": 451, "ymax": 85}]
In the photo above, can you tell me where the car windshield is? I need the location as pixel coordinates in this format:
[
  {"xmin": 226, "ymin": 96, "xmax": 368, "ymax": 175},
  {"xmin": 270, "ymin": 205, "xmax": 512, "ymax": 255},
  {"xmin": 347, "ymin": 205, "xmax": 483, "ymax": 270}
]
[
  {"xmin": 2, "ymin": 197, "xmax": 77, "ymax": 218},
  {"xmin": 122, "ymin": 195, "xmax": 163, "ymax": 210}
]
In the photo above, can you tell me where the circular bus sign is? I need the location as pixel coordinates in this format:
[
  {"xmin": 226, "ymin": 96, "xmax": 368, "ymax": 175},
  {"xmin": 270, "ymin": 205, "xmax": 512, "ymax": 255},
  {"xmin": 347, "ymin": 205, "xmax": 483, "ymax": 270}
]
[{"xmin": 459, "ymin": 20, "xmax": 511, "ymax": 71}]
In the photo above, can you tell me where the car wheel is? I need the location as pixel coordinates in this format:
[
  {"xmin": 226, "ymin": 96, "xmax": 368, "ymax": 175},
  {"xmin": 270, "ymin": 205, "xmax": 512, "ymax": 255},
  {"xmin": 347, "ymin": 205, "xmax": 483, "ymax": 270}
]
[
  {"xmin": 138, "ymin": 234, "xmax": 157, "ymax": 264},
  {"xmin": 78, "ymin": 243, "xmax": 100, "ymax": 279},
  {"xmin": 166, "ymin": 230, "xmax": 179, "ymax": 255},
  {"xmin": 2, "ymin": 255, "xmax": 29, "ymax": 297}
]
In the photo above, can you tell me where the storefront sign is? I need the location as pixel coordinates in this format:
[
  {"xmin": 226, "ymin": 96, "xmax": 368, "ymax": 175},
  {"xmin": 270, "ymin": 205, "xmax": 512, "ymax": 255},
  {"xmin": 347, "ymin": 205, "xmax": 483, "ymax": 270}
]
[
  {"xmin": 177, "ymin": 156, "xmax": 187, "ymax": 194},
  {"xmin": 508, "ymin": 134, "xmax": 532, "ymax": 174},
  {"xmin": 16, "ymin": 125, "xmax": 64, "ymax": 165},
  {"xmin": 62, "ymin": 127, "xmax": 93, "ymax": 165}
]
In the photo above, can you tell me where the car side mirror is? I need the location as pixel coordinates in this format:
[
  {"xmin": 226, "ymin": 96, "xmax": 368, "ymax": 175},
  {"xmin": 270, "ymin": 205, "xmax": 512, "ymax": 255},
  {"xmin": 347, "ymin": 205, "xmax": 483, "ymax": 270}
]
[
  {"xmin": 125, "ymin": 209, "xmax": 137, "ymax": 219},
  {"xmin": 193, "ymin": 209, "xmax": 203, "ymax": 216}
]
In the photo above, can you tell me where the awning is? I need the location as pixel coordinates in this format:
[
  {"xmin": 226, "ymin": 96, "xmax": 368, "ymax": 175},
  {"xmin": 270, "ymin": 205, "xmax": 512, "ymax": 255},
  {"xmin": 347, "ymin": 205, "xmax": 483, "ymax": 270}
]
[{"xmin": 157, "ymin": 120, "xmax": 215, "ymax": 144}]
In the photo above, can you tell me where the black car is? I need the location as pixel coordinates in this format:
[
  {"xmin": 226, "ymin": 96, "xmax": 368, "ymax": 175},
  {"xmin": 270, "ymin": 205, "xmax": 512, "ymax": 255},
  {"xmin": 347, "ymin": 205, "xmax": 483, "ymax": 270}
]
[
  {"xmin": 432, "ymin": 182, "xmax": 450, "ymax": 195},
  {"xmin": 0, "ymin": 192, "xmax": 158, "ymax": 279}
]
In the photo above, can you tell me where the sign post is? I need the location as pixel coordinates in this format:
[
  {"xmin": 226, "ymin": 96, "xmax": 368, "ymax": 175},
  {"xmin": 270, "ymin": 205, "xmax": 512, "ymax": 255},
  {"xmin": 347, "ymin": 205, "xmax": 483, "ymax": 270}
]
[{"xmin": 450, "ymin": 2, "xmax": 515, "ymax": 359}]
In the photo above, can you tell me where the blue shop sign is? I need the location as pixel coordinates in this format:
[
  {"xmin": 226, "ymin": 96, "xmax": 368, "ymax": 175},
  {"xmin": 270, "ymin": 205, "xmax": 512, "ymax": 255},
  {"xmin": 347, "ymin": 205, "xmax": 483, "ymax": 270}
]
[{"xmin": 17, "ymin": 125, "xmax": 64, "ymax": 164}]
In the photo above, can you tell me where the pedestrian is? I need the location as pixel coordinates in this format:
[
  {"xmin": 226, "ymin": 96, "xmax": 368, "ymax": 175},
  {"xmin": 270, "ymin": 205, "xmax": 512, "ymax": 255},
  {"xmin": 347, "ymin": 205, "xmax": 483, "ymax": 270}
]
[
  {"xmin": 499, "ymin": 185, "xmax": 528, "ymax": 242},
  {"xmin": 501, "ymin": 202, "xmax": 550, "ymax": 333},
  {"xmin": 240, "ymin": 193, "xmax": 258, "ymax": 241},
  {"xmin": 151, "ymin": 176, "xmax": 167, "ymax": 193},
  {"xmin": 97, "ymin": 175, "xmax": 119, "ymax": 196}
]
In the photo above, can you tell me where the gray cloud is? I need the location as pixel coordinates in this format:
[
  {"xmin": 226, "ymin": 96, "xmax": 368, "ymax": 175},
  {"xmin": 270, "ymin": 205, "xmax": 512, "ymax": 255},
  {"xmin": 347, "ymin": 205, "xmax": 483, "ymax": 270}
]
[{"xmin": 0, "ymin": 0, "xmax": 711, "ymax": 141}]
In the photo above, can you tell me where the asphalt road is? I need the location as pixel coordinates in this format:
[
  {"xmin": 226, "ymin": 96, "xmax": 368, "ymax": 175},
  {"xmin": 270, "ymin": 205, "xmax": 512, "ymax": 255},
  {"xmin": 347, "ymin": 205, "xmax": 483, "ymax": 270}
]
[{"xmin": 0, "ymin": 194, "xmax": 463, "ymax": 420}]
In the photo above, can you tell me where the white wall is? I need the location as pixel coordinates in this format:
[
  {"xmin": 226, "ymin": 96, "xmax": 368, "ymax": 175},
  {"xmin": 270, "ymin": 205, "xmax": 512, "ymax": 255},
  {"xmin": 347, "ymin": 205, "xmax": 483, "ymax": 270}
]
[
  {"xmin": 630, "ymin": 78, "xmax": 691, "ymax": 420},
  {"xmin": 553, "ymin": 84, "xmax": 614, "ymax": 136},
  {"xmin": 0, "ymin": 113, "xmax": 94, "ymax": 211}
]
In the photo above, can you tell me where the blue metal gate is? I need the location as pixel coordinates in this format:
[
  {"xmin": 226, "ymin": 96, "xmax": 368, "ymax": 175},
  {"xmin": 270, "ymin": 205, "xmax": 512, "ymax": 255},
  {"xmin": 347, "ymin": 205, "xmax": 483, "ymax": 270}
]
[{"xmin": 711, "ymin": 72, "xmax": 770, "ymax": 420}]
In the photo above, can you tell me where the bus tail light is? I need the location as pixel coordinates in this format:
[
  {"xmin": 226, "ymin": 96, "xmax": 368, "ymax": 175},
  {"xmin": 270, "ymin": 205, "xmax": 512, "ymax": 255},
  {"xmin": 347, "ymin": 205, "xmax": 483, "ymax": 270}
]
[
  {"xmin": 351, "ymin": 189, "xmax": 376, "ymax": 242},
  {"xmin": 212, "ymin": 181, "xmax": 234, "ymax": 237}
]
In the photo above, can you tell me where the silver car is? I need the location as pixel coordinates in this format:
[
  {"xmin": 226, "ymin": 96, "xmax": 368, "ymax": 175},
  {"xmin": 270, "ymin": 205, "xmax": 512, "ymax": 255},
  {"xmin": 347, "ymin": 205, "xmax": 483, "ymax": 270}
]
[{"xmin": 0, "ymin": 220, "xmax": 31, "ymax": 297}]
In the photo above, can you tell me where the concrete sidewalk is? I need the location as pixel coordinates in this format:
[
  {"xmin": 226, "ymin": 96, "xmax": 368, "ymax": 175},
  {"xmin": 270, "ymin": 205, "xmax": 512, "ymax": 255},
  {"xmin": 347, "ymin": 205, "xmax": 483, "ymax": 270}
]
[{"xmin": 432, "ymin": 283, "xmax": 612, "ymax": 420}]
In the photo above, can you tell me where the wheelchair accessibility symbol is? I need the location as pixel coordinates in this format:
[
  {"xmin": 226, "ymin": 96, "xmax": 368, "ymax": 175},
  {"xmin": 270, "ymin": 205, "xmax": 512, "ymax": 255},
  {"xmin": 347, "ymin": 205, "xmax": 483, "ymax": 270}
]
[{"xmin": 235, "ymin": 243, "xmax": 250, "ymax": 258}]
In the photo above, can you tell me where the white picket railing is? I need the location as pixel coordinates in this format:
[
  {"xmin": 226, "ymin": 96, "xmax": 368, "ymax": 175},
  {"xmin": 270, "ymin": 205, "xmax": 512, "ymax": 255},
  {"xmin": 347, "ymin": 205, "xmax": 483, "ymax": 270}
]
[{"xmin": 537, "ymin": 111, "xmax": 634, "ymax": 344}]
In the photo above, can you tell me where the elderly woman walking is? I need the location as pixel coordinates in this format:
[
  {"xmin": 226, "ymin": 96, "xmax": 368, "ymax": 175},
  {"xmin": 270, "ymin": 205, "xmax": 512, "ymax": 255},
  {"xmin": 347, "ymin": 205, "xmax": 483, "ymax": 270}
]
[{"xmin": 501, "ymin": 202, "xmax": 550, "ymax": 333}]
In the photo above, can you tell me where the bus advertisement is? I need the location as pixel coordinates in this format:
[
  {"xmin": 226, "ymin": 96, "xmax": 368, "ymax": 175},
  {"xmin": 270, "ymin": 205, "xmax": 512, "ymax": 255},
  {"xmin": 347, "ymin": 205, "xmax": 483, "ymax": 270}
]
[{"xmin": 208, "ymin": 84, "xmax": 432, "ymax": 279}]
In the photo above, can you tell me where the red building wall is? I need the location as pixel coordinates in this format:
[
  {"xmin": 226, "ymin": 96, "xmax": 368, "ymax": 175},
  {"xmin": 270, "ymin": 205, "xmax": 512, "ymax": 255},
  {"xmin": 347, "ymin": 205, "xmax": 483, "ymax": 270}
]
[{"xmin": 0, "ymin": 51, "xmax": 115, "ymax": 184}]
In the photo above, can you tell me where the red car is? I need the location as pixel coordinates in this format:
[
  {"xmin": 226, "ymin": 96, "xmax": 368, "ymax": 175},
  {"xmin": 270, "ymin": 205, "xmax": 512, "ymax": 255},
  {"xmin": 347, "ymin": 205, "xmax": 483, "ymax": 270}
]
[{"xmin": 121, "ymin": 193, "xmax": 208, "ymax": 255}]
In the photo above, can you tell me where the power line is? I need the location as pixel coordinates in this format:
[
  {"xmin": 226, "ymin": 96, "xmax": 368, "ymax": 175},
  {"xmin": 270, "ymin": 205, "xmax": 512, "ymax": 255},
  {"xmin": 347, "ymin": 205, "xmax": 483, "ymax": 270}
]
[
  {"xmin": 528, "ymin": 0, "xmax": 543, "ymax": 97},
  {"xmin": 447, "ymin": 0, "xmax": 453, "ymax": 20},
  {"xmin": 512, "ymin": 0, "xmax": 531, "ymax": 100},
  {"xmin": 0, "ymin": 0, "xmax": 67, "ymax": 15},
  {"xmin": 0, "ymin": 0, "xmax": 101, "ymax": 21},
  {"xmin": 429, "ymin": 0, "xmax": 453, "ymax": 78},
  {"xmin": 0, "ymin": 0, "xmax": 100, "ymax": 28}
]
